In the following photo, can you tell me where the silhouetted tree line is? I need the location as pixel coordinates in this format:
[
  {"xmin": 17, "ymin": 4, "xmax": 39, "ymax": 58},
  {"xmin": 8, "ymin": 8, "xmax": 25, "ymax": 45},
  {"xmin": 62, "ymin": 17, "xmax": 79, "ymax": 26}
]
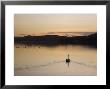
[{"xmin": 14, "ymin": 33, "xmax": 97, "ymax": 47}]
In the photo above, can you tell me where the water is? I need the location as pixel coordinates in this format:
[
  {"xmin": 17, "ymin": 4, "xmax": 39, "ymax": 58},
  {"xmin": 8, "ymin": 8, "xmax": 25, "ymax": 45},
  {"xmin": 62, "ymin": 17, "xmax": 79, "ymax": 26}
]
[{"xmin": 14, "ymin": 44, "xmax": 97, "ymax": 76}]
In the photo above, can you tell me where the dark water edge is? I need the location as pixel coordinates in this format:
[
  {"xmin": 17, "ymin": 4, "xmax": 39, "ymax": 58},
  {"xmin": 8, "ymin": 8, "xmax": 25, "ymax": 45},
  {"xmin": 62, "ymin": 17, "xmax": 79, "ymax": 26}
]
[{"xmin": 15, "ymin": 43, "xmax": 97, "ymax": 49}]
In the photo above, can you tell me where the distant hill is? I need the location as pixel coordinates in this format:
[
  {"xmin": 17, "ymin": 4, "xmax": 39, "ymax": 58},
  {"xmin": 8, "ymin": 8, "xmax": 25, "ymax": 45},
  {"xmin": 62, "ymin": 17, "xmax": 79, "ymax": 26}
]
[{"xmin": 14, "ymin": 33, "xmax": 97, "ymax": 47}]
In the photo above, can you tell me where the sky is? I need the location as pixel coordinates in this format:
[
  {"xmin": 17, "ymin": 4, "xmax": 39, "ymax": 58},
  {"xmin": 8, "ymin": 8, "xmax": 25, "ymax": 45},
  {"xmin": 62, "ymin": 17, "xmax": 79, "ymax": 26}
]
[{"xmin": 14, "ymin": 14, "xmax": 97, "ymax": 36}]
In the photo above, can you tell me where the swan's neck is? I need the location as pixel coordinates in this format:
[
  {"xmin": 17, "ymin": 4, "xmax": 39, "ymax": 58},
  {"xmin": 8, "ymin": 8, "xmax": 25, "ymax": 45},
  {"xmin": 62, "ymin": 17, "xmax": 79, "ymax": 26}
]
[{"xmin": 68, "ymin": 54, "xmax": 69, "ymax": 59}]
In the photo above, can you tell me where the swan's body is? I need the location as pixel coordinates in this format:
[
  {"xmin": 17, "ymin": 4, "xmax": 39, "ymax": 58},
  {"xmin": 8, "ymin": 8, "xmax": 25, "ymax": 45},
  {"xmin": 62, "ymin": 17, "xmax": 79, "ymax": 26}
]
[{"xmin": 66, "ymin": 54, "xmax": 70, "ymax": 63}]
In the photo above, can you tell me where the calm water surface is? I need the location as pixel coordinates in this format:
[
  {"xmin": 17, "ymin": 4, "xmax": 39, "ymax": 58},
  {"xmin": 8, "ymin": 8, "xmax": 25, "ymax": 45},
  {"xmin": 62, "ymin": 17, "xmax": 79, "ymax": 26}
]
[{"xmin": 14, "ymin": 44, "xmax": 97, "ymax": 76}]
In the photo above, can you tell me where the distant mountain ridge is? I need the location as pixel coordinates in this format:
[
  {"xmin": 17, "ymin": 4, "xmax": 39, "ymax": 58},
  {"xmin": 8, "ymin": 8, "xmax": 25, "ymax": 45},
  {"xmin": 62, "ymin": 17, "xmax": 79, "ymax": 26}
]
[
  {"xmin": 15, "ymin": 33, "xmax": 97, "ymax": 47},
  {"xmin": 18, "ymin": 32, "xmax": 96, "ymax": 37},
  {"xmin": 46, "ymin": 32, "xmax": 96, "ymax": 37}
]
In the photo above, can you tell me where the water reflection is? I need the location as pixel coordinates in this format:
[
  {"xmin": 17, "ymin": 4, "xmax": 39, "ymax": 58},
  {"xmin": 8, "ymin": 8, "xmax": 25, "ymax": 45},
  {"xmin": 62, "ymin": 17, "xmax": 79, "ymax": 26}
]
[{"xmin": 14, "ymin": 44, "xmax": 97, "ymax": 76}]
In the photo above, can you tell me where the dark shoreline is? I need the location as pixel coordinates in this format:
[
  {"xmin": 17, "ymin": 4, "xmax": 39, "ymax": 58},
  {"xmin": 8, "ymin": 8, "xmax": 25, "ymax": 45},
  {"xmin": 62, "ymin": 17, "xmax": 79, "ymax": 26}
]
[{"xmin": 14, "ymin": 33, "xmax": 97, "ymax": 48}]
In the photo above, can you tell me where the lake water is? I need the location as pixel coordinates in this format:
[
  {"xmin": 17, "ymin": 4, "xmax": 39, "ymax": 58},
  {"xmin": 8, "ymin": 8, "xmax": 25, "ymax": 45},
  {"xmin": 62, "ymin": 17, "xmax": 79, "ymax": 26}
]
[{"xmin": 14, "ymin": 44, "xmax": 97, "ymax": 76}]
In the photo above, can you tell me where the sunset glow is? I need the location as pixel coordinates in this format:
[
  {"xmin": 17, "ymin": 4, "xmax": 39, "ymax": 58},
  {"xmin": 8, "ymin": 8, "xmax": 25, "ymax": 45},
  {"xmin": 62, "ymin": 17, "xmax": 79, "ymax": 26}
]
[{"xmin": 14, "ymin": 14, "xmax": 97, "ymax": 36}]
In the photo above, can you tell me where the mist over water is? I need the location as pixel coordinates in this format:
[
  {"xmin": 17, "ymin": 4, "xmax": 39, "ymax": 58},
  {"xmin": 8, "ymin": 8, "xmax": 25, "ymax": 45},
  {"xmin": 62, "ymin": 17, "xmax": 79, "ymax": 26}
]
[{"xmin": 14, "ymin": 44, "xmax": 97, "ymax": 76}]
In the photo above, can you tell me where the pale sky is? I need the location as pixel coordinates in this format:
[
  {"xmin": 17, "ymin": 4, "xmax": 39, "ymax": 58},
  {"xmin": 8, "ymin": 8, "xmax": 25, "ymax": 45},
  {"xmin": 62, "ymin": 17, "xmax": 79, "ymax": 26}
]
[{"xmin": 14, "ymin": 14, "xmax": 97, "ymax": 36}]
